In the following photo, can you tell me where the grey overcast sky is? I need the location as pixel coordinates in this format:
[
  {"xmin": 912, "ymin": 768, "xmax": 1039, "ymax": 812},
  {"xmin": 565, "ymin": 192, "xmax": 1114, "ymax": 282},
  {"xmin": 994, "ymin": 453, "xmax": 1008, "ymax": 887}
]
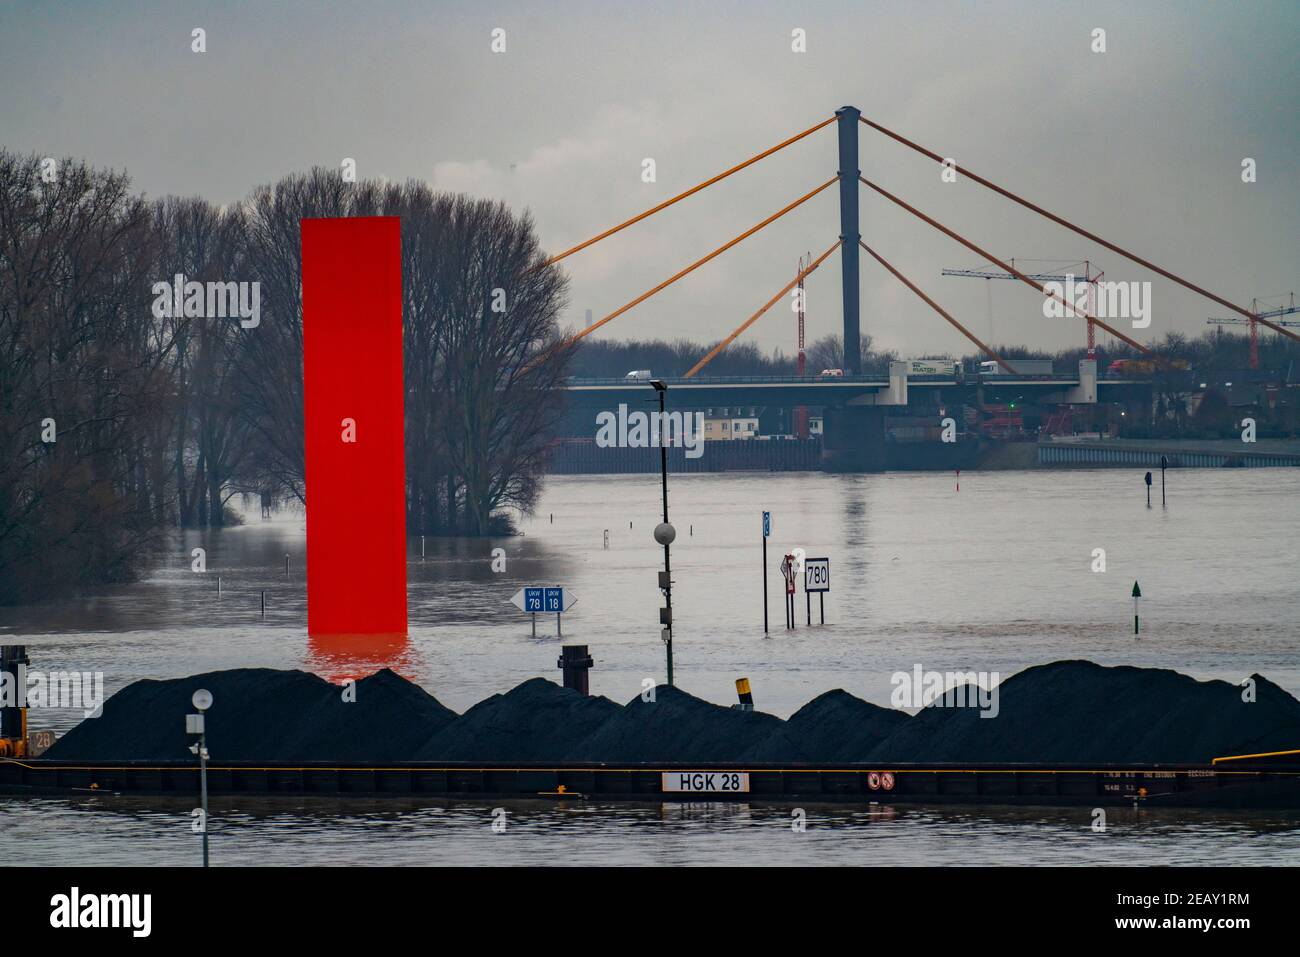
[{"xmin": 2, "ymin": 0, "xmax": 1297, "ymax": 359}]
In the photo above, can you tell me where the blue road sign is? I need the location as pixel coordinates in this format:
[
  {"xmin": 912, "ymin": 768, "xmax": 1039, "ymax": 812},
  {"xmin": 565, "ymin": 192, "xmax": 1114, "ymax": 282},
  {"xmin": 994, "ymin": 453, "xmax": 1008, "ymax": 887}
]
[
  {"xmin": 762, "ymin": 511, "xmax": 771, "ymax": 537},
  {"xmin": 544, "ymin": 587, "xmax": 564, "ymax": 613},
  {"xmin": 511, "ymin": 586, "xmax": 577, "ymax": 613}
]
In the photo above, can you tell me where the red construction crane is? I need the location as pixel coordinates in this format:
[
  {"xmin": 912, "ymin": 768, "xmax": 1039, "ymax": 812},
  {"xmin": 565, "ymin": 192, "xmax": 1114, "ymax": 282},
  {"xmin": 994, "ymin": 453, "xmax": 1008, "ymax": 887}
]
[
  {"xmin": 795, "ymin": 252, "xmax": 810, "ymax": 439},
  {"xmin": 941, "ymin": 259, "xmax": 1104, "ymax": 359},
  {"xmin": 1207, "ymin": 294, "xmax": 1298, "ymax": 369}
]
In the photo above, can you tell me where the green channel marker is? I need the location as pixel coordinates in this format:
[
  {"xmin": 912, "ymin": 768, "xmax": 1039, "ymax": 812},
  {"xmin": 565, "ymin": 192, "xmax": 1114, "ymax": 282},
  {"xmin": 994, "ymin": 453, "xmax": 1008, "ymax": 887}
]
[{"xmin": 1132, "ymin": 580, "xmax": 1142, "ymax": 636}]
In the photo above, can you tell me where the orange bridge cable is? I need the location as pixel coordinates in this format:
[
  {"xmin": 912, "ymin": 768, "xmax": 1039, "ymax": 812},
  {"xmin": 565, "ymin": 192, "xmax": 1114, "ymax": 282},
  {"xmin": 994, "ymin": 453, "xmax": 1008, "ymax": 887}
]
[
  {"xmin": 858, "ymin": 114, "xmax": 1300, "ymax": 342},
  {"xmin": 858, "ymin": 175, "xmax": 1156, "ymax": 357},
  {"xmin": 538, "ymin": 115, "xmax": 838, "ymax": 269},
  {"xmin": 684, "ymin": 239, "xmax": 841, "ymax": 378},
  {"xmin": 550, "ymin": 176, "xmax": 840, "ymax": 353},
  {"xmin": 858, "ymin": 240, "xmax": 1016, "ymax": 374}
]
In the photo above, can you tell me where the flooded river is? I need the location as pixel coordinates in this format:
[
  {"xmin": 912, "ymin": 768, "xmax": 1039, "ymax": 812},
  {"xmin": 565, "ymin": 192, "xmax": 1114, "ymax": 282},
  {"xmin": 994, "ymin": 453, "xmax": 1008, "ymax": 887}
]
[{"xmin": 3, "ymin": 468, "xmax": 1298, "ymax": 865}]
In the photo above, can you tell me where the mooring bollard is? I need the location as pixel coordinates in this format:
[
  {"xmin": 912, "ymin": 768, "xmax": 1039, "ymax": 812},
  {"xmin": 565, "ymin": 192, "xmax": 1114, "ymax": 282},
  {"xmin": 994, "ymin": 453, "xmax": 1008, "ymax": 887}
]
[
  {"xmin": 557, "ymin": 645, "xmax": 594, "ymax": 695},
  {"xmin": 603, "ymin": 529, "xmax": 609, "ymax": 549},
  {"xmin": 732, "ymin": 677, "xmax": 754, "ymax": 712}
]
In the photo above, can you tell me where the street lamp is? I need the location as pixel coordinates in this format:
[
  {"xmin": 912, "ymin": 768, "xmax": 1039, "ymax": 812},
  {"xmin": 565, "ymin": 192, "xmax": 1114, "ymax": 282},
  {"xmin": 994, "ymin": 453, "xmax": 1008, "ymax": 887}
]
[
  {"xmin": 186, "ymin": 688, "xmax": 212, "ymax": 867},
  {"xmin": 650, "ymin": 379, "xmax": 675, "ymax": 686}
]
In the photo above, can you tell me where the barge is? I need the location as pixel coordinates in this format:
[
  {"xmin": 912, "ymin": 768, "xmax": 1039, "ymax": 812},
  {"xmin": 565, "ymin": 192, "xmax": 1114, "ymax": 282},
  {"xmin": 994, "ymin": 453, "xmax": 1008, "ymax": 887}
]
[{"xmin": 4, "ymin": 752, "xmax": 1299, "ymax": 807}]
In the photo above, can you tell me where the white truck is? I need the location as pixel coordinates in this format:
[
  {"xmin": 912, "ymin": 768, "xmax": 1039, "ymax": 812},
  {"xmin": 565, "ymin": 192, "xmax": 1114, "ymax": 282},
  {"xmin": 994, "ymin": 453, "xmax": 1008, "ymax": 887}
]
[
  {"xmin": 979, "ymin": 359, "xmax": 1054, "ymax": 376},
  {"xmin": 624, "ymin": 370, "xmax": 653, "ymax": 380},
  {"xmin": 905, "ymin": 358, "xmax": 961, "ymax": 376}
]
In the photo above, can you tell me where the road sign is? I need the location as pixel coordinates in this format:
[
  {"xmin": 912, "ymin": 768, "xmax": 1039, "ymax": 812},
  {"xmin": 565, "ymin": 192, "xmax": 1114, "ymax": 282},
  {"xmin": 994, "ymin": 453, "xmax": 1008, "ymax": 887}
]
[
  {"xmin": 781, "ymin": 555, "xmax": 796, "ymax": 595},
  {"xmin": 762, "ymin": 511, "xmax": 771, "ymax": 537},
  {"xmin": 510, "ymin": 587, "xmax": 577, "ymax": 613},
  {"xmin": 804, "ymin": 557, "xmax": 830, "ymax": 592}
]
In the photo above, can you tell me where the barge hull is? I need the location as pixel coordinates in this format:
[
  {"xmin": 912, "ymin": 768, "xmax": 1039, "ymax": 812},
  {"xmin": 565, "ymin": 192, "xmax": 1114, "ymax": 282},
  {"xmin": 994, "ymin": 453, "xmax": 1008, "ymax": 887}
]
[{"xmin": 4, "ymin": 759, "xmax": 1300, "ymax": 807}]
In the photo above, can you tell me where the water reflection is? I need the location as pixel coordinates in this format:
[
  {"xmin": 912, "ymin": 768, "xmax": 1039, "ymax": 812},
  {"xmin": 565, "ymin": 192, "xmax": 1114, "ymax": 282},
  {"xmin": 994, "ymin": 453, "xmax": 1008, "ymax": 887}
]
[{"xmin": 5, "ymin": 794, "xmax": 1298, "ymax": 866}]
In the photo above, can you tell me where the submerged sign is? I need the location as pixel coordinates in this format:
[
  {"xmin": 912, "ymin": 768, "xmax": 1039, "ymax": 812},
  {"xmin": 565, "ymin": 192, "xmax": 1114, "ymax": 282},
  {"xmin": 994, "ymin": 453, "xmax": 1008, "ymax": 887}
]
[
  {"xmin": 510, "ymin": 587, "xmax": 576, "ymax": 613},
  {"xmin": 804, "ymin": 557, "xmax": 830, "ymax": 592}
]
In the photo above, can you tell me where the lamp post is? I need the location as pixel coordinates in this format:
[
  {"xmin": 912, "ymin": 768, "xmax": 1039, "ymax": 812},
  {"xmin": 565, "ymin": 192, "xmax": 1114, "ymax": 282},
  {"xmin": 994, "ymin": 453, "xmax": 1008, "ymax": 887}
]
[
  {"xmin": 650, "ymin": 379, "xmax": 675, "ymax": 687},
  {"xmin": 187, "ymin": 688, "xmax": 212, "ymax": 867}
]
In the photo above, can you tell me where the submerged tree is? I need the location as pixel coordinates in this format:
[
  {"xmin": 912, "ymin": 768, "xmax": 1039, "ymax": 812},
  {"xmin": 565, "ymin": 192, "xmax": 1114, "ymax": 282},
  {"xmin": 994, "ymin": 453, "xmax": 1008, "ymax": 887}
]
[
  {"xmin": 237, "ymin": 170, "xmax": 570, "ymax": 534},
  {"xmin": 0, "ymin": 152, "xmax": 163, "ymax": 602},
  {"xmin": 427, "ymin": 195, "xmax": 570, "ymax": 534}
]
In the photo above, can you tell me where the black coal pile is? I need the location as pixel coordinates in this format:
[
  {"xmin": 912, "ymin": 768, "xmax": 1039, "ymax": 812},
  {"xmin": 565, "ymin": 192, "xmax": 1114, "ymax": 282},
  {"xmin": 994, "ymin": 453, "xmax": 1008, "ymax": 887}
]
[
  {"xmin": 742, "ymin": 689, "xmax": 910, "ymax": 763},
  {"xmin": 277, "ymin": 668, "xmax": 458, "ymax": 761},
  {"xmin": 867, "ymin": 660, "xmax": 1300, "ymax": 764},
  {"xmin": 42, "ymin": 660, "xmax": 1300, "ymax": 766},
  {"xmin": 417, "ymin": 678, "xmax": 621, "ymax": 762},
  {"xmin": 46, "ymin": 667, "xmax": 457, "ymax": 762},
  {"xmin": 570, "ymin": 685, "xmax": 784, "ymax": 763}
]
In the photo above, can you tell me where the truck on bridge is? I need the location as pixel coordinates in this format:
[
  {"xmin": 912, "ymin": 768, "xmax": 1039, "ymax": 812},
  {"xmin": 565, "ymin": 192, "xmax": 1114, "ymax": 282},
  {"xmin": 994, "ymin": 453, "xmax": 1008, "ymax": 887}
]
[
  {"xmin": 980, "ymin": 359, "xmax": 1054, "ymax": 376},
  {"xmin": 905, "ymin": 358, "xmax": 961, "ymax": 376}
]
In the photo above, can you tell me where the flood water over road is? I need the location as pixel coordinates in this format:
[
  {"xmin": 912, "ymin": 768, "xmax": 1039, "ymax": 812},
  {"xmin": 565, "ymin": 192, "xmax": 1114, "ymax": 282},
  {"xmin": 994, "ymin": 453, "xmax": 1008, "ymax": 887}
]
[{"xmin": 3, "ymin": 468, "xmax": 1298, "ymax": 865}]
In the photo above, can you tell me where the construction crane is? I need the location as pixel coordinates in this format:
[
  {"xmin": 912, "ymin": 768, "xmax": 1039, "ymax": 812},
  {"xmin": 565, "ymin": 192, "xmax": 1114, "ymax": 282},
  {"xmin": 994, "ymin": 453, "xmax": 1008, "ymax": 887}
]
[
  {"xmin": 1207, "ymin": 294, "xmax": 1298, "ymax": 369},
  {"xmin": 942, "ymin": 259, "xmax": 1104, "ymax": 358},
  {"xmin": 794, "ymin": 252, "xmax": 810, "ymax": 439}
]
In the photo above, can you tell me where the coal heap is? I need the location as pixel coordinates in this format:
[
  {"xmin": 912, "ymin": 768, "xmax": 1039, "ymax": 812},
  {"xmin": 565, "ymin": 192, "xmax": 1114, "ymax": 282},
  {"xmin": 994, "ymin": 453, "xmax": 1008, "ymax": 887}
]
[
  {"xmin": 277, "ymin": 668, "xmax": 458, "ymax": 761},
  {"xmin": 743, "ymin": 689, "xmax": 911, "ymax": 763},
  {"xmin": 46, "ymin": 667, "xmax": 457, "ymax": 762},
  {"xmin": 40, "ymin": 660, "xmax": 1300, "ymax": 767},
  {"xmin": 867, "ymin": 660, "xmax": 1300, "ymax": 764},
  {"xmin": 570, "ymin": 685, "xmax": 784, "ymax": 763},
  {"xmin": 417, "ymin": 678, "xmax": 622, "ymax": 762}
]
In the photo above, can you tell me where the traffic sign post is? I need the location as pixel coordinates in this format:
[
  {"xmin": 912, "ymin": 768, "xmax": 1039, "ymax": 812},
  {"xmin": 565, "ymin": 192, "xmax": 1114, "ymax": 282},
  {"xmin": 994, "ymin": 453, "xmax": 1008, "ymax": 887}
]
[
  {"xmin": 761, "ymin": 511, "xmax": 771, "ymax": 634},
  {"xmin": 511, "ymin": 587, "xmax": 577, "ymax": 637},
  {"xmin": 781, "ymin": 554, "xmax": 796, "ymax": 630},
  {"xmin": 804, "ymin": 557, "xmax": 830, "ymax": 625}
]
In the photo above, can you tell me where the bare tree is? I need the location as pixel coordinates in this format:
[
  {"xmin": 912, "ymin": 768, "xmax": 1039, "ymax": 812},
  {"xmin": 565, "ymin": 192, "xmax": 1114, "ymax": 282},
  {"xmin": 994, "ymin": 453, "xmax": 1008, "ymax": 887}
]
[
  {"xmin": 430, "ymin": 196, "xmax": 570, "ymax": 534},
  {"xmin": 150, "ymin": 196, "xmax": 251, "ymax": 526},
  {"xmin": 0, "ymin": 152, "xmax": 163, "ymax": 602},
  {"xmin": 237, "ymin": 171, "xmax": 570, "ymax": 535},
  {"xmin": 806, "ymin": 332, "xmax": 879, "ymax": 373}
]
